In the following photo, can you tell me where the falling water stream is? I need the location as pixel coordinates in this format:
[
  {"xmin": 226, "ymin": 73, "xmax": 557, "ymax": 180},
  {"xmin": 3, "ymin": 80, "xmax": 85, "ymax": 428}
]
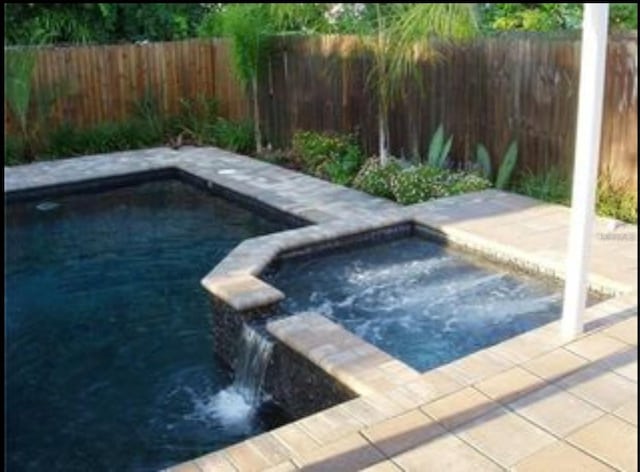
[{"xmin": 208, "ymin": 324, "xmax": 274, "ymax": 431}]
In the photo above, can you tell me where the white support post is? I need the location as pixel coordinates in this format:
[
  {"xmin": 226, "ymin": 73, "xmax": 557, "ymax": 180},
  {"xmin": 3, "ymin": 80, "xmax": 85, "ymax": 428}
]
[{"xmin": 561, "ymin": 4, "xmax": 609, "ymax": 340}]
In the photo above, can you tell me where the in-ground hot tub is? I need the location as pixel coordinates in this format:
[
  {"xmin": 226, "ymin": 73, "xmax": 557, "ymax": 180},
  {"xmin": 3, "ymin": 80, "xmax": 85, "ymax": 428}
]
[
  {"xmin": 267, "ymin": 227, "xmax": 603, "ymax": 373},
  {"xmin": 5, "ymin": 173, "xmax": 303, "ymax": 471}
]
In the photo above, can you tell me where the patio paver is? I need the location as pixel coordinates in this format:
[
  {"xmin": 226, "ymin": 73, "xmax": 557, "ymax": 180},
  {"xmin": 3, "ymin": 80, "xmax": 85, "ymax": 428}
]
[
  {"xmin": 512, "ymin": 441, "xmax": 616, "ymax": 472},
  {"xmin": 392, "ymin": 434, "xmax": 504, "ymax": 472},
  {"xmin": 453, "ymin": 406, "xmax": 557, "ymax": 467},
  {"xmin": 567, "ymin": 415, "xmax": 638, "ymax": 472}
]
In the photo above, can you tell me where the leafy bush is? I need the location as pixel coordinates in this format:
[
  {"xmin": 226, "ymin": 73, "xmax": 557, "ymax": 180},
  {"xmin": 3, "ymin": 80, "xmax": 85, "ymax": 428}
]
[
  {"xmin": 176, "ymin": 95, "xmax": 220, "ymax": 145},
  {"xmin": 212, "ymin": 118, "xmax": 255, "ymax": 154},
  {"xmin": 515, "ymin": 167, "xmax": 637, "ymax": 224},
  {"xmin": 352, "ymin": 157, "xmax": 402, "ymax": 199},
  {"xmin": 133, "ymin": 90, "xmax": 166, "ymax": 139},
  {"xmin": 291, "ymin": 130, "xmax": 364, "ymax": 185},
  {"xmin": 389, "ymin": 166, "xmax": 447, "ymax": 204},
  {"xmin": 4, "ymin": 136, "xmax": 26, "ymax": 166},
  {"xmin": 5, "ymin": 47, "xmax": 71, "ymax": 162},
  {"xmin": 390, "ymin": 166, "xmax": 491, "ymax": 205},
  {"xmin": 597, "ymin": 174, "xmax": 637, "ymax": 224},
  {"xmin": 447, "ymin": 172, "xmax": 494, "ymax": 196},
  {"xmin": 40, "ymin": 118, "xmax": 164, "ymax": 160},
  {"xmin": 515, "ymin": 167, "xmax": 571, "ymax": 205}
]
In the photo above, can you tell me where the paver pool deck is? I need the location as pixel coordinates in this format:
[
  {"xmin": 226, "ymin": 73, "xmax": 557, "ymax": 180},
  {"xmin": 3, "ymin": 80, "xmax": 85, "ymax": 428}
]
[{"xmin": 5, "ymin": 147, "xmax": 637, "ymax": 471}]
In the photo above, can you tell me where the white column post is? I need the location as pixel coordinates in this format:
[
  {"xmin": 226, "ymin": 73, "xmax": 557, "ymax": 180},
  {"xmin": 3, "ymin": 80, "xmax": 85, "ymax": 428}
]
[{"xmin": 561, "ymin": 4, "xmax": 609, "ymax": 340}]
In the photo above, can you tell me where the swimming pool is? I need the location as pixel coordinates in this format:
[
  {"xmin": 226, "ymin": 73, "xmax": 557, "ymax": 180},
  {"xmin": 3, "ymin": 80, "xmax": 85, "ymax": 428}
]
[{"xmin": 5, "ymin": 178, "xmax": 290, "ymax": 471}]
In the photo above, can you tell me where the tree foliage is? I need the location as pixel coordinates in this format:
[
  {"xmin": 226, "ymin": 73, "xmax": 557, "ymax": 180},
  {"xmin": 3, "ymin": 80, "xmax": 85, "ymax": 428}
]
[
  {"xmin": 3, "ymin": 3, "xmax": 213, "ymax": 45},
  {"xmin": 5, "ymin": 4, "xmax": 636, "ymax": 47},
  {"xmin": 359, "ymin": 3, "xmax": 478, "ymax": 163},
  {"xmin": 479, "ymin": 3, "xmax": 637, "ymax": 33}
]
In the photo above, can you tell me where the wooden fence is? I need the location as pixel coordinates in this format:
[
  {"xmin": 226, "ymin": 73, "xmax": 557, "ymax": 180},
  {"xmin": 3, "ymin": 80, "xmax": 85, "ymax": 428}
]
[
  {"xmin": 4, "ymin": 39, "xmax": 247, "ymax": 131},
  {"xmin": 256, "ymin": 34, "xmax": 637, "ymax": 188},
  {"xmin": 4, "ymin": 34, "xmax": 637, "ymax": 189}
]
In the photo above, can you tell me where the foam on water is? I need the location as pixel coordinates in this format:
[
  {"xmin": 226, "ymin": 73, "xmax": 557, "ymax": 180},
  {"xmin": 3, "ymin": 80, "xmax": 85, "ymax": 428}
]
[
  {"xmin": 188, "ymin": 387, "xmax": 254, "ymax": 433},
  {"xmin": 186, "ymin": 324, "xmax": 274, "ymax": 434},
  {"xmin": 273, "ymin": 237, "xmax": 565, "ymax": 372}
]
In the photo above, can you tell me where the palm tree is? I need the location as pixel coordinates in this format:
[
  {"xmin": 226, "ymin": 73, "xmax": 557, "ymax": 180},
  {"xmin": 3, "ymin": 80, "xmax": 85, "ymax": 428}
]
[
  {"xmin": 217, "ymin": 3, "xmax": 326, "ymax": 154},
  {"xmin": 363, "ymin": 4, "xmax": 478, "ymax": 164},
  {"xmin": 5, "ymin": 45, "xmax": 69, "ymax": 161},
  {"xmin": 217, "ymin": 4, "xmax": 274, "ymax": 154}
]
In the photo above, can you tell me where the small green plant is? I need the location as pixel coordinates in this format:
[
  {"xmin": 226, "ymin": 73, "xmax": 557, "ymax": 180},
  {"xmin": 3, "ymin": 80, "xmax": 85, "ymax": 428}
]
[
  {"xmin": 4, "ymin": 47, "xmax": 71, "ymax": 161},
  {"xmin": 515, "ymin": 167, "xmax": 636, "ymax": 224},
  {"xmin": 390, "ymin": 166, "xmax": 447, "ymax": 204},
  {"xmin": 321, "ymin": 148, "xmax": 363, "ymax": 185},
  {"xmin": 212, "ymin": 118, "xmax": 255, "ymax": 154},
  {"xmin": 596, "ymin": 173, "xmax": 637, "ymax": 224},
  {"xmin": 447, "ymin": 172, "xmax": 494, "ymax": 196},
  {"xmin": 352, "ymin": 157, "xmax": 490, "ymax": 204},
  {"xmin": 352, "ymin": 157, "xmax": 402, "ymax": 199},
  {"xmin": 389, "ymin": 166, "xmax": 491, "ymax": 205},
  {"xmin": 291, "ymin": 130, "xmax": 364, "ymax": 185},
  {"xmin": 4, "ymin": 136, "xmax": 26, "ymax": 166},
  {"xmin": 475, "ymin": 144, "xmax": 492, "ymax": 180},
  {"xmin": 132, "ymin": 89, "xmax": 166, "ymax": 139},
  {"xmin": 515, "ymin": 167, "xmax": 571, "ymax": 205},
  {"xmin": 41, "ymin": 118, "xmax": 164, "ymax": 160},
  {"xmin": 176, "ymin": 95, "xmax": 219, "ymax": 145},
  {"xmin": 292, "ymin": 130, "xmax": 331, "ymax": 172},
  {"xmin": 495, "ymin": 141, "xmax": 518, "ymax": 189},
  {"xmin": 426, "ymin": 124, "xmax": 453, "ymax": 169},
  {"xmin": 474, "ymin": 140, "xmax": 519, "ymax": 189}
]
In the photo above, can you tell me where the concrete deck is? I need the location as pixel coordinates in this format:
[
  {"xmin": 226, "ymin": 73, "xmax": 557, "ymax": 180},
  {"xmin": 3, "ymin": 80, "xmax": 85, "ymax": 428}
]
[{"xmin": 5, "ymin": 147, "xmax": 637, "ymax": 471}]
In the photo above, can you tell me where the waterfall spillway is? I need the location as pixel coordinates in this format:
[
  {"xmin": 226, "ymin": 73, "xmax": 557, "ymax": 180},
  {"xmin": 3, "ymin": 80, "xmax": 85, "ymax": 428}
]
[
  {"xmin": 207, "ymin": 324, "xmax": 273, "ymax": 430},
  {"xmin": 233, "ymin": 323, "xmax": 273, "ymax": 407}
]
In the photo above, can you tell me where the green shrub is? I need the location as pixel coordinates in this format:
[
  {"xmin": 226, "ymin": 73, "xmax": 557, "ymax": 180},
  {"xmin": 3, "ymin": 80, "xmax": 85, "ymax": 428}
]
[
  {"xmin": 390, "ymin": 166, "xmax": 447, "ymax": 204},
  {"xmin": 319, "ymin": 144, "xmax": 363, "ymax": 185},
  {"xmin": 597, "ymin": 175, "xmax": 637, "ymax": 224},
  {"xmin": 515, "ymin": 167, "xmax": 571, "ymax": 205},
  {"xmin": 4, "ymin": 136, "xmax": 26, "ymax": 166},
  {"xmin": 176, "ymin": 95, "xmax": 219, "ymax": 145},
  {"xmin": 292, "ymin": 130, "xmax": 330, "ymax": 171},
  {"xmin": 133, "ymin": 90, "xmax": 166, "ymax": 140},
  {"xmin": 515, "ymin": 168, "xmax": 637, "ymax": 224},
  {"xmin": 447, "ymin": 171, "xmax": 493, "ymax": 195},
  {"xmin": 389, "ymin": 166, "xmax": 491, "ymax": 205},
  {"xmin": 41, "ymin": 119, "xmax": 164, "ymax": 159},
  {"xmin": 352, "ymin": 157, "xmax": 402, "ymax": 199},
  {"xmin": 291, "ymin": 130, "xmax": 364, "ymax": 184},
  {"xmin": 212, "ymin": 118, "xmax": 255, "ymax": 154}
]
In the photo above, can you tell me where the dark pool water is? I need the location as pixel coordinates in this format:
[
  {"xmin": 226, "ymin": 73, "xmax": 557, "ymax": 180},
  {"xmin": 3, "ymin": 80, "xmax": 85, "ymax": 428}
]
[
  {"xmin": 273, "ymin": 237, "xmax": 564, "ymax": 372},
  {"xmin": 5, "ymin": 179, "xmax": 289, "ymax": 472}
]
